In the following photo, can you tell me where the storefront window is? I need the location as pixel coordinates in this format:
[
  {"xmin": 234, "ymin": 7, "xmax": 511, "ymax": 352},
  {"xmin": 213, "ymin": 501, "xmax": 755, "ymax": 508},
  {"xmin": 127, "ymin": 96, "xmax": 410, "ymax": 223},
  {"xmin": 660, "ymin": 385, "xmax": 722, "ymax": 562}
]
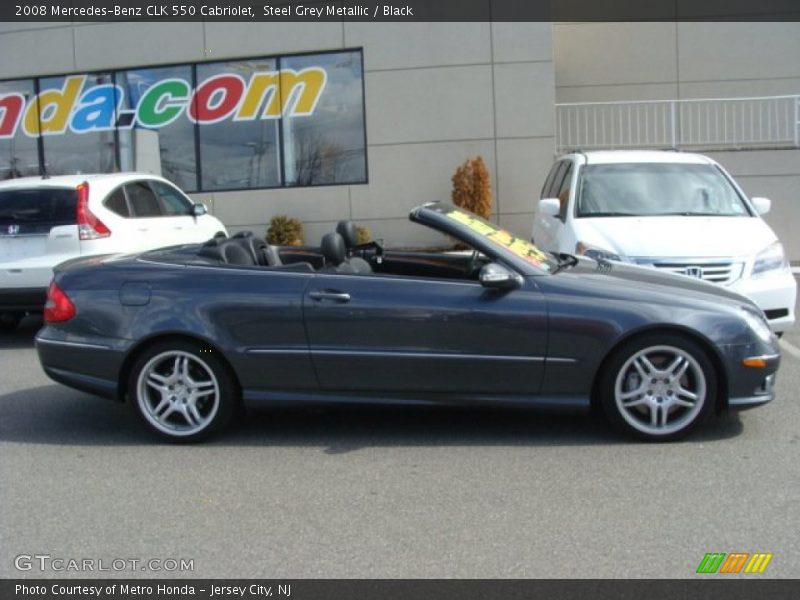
[
  {"xmin": 0, "ymin": 79, "xmax": 39, "ymax": 179},
  {"xmin": 197, "ymin": 58, "xmax": 281, "ymax": 191},
  {"xmin": 0, "ymin": 49, "xmax": 367, "ymax": 191},
  {"xmin": 281, "ymin": 51, "xmax": 367, "ymax": 186},
  {"xmin": 38, "ymin": 73, "xmax": 117, "ymax": 176},
  {"xmin": 116, "ymin": 65, "xmax": 197, "ymax": 192}
]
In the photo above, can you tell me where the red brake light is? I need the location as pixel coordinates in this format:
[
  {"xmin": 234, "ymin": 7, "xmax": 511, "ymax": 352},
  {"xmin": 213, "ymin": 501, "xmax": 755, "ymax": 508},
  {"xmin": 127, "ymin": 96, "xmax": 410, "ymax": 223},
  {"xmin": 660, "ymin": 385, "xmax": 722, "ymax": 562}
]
[
  {"xmin": 44, "ymin": 281, "xmax": 76, "ymax": 322},
  {"xmin": 76, "ymin": 182, "xmax": 110, "ymax": 240}
]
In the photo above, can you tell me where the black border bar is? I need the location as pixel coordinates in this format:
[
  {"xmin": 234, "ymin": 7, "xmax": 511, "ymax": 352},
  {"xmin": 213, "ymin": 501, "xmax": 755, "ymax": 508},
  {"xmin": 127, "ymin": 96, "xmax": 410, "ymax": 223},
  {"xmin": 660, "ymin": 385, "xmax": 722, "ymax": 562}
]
[
  {"xmin": 3, "ymin": 0, "xmax": 800, "ymax": 23},
  {"xmin": 3, "ymin": 579, "xmax": 800, "ymax": 600}
]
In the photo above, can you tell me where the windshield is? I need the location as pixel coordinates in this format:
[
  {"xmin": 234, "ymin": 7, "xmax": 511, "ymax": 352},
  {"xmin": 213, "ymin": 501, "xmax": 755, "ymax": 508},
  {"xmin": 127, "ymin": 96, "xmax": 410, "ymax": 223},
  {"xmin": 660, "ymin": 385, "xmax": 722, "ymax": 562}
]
[
  {"xmin": 576, "ymin": 163, "xmax": 751, "ymax": 218},
  {"xmin": 441, "ymin": 207, "xmax": 556, "ymax": 272}
]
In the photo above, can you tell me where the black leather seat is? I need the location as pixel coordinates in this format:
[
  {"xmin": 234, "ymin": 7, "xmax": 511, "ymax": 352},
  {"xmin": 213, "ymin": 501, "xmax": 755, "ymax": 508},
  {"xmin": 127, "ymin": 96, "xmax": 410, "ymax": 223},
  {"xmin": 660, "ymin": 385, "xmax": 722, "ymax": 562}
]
[
  {"xmin": 335, "ymin": 220, "xmax": 372, "ymax": 274},
  {"xmin": 231, "ymin": 231, "xmax": 268, "ymax": 265},
  {"xmin": 263, "ymin": 245, "xmax": 283, "ymax": 267},
  {"xmin": 198, "ymin": 237, "xmax": 257, "ymax": 266},
  {"xmin": 320, "ymin": 232, "xmax": 356, "ymax": 274}
]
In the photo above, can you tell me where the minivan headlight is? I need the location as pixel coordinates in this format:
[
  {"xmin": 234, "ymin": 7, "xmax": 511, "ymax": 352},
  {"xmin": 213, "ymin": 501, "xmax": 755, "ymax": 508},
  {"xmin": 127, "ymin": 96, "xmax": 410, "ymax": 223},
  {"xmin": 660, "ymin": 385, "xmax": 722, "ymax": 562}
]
[
  {"xmin": 752, "ymin": 242, "xmax": 788, "ymax": 277},
  {"xmin": 575, "ymin": 242, "xmax": 622, "ymax": 262}
]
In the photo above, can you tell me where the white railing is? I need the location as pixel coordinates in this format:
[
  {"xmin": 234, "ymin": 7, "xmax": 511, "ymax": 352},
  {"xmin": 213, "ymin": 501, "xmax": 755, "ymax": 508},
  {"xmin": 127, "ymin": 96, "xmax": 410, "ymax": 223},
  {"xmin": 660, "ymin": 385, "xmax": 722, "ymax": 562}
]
[{"xmin": 556, "ymin": 95, "xmax": 800, "ymax": 153}]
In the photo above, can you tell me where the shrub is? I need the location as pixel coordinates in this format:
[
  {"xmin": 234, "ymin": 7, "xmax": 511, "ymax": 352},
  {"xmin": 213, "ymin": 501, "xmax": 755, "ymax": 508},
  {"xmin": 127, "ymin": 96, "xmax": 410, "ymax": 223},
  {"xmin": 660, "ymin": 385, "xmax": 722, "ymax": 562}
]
[
  {"xmin": 451, "ymin": 156, "xmax": 493, "ymax": 219},
  {"xmin": 266, "ymin": 215, "xmax": 304, "ymax": 246},
  {"xmin": 356, "ymin": 225, "xmax": 372, "ymax": 245}
]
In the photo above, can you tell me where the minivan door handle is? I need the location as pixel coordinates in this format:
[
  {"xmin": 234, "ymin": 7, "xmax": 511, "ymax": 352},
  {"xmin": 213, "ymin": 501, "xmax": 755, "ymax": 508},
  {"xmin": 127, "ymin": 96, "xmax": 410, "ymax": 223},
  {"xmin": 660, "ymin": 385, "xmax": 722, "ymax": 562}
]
[{"xmin": 309, "ymin": 290, "xmax": 351, "ymax": 303}]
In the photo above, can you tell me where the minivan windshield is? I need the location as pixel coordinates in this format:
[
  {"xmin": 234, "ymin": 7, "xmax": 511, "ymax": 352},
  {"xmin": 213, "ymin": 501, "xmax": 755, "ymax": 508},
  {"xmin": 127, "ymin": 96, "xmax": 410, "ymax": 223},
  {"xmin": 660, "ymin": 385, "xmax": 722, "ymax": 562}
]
[{"xmin": 576, "ymin": 163, "xmax": 751, "ymax": 218}]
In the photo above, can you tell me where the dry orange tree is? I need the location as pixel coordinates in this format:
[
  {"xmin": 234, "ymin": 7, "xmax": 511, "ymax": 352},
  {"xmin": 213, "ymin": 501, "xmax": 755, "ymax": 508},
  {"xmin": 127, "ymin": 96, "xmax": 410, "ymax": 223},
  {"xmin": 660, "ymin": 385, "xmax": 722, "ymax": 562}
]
[{"xmin": 451, "ymin": 156, "xmax": 493, "ymax": 219}]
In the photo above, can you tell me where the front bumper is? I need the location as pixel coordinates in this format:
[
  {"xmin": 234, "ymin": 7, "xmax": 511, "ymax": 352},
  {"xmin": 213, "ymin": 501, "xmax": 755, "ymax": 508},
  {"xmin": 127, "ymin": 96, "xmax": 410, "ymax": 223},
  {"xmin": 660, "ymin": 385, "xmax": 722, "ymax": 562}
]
[
  {"xmin": 723, "ymin": 346, "xmax": 780, "ymax": 410},
  {"xmin": 730, "ymin": 269, "xmax": 797, "ymax": 333}
]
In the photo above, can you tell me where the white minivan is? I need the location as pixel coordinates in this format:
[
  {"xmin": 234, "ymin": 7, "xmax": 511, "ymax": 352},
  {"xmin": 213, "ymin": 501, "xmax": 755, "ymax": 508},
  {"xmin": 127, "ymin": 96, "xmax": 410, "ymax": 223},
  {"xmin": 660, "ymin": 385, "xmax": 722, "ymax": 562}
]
[
  {"xmin": 0, "ymin": 173, "xmax": 226, "ymax": 332},
  {"xmin": 532, "ymin": 150, "xmax": 796, "ymax": 334}
]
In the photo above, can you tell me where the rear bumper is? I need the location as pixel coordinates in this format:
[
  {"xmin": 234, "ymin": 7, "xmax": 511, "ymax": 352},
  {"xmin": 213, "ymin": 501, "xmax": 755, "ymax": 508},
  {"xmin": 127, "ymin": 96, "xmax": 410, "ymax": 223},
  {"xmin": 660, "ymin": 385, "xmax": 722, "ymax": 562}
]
[
  {"xmin": 0, "ymin": 286, "xmax": 47, "ymax": 312},
  {"xmin": 36, "ymin": 333, "xmax": 127, "ymax": 401}
]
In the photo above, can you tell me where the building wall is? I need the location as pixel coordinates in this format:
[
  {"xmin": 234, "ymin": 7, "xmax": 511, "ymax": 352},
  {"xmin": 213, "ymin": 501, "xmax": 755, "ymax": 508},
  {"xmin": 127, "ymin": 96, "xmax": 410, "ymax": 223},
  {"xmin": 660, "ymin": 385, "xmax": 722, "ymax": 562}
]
[
  {"xmin": 0, "ymin": 22, "xmax": 556, "ymax": 247},
  {"xmin": 554, "ymin": 22, "xmax": 800, "ymax": 260}
]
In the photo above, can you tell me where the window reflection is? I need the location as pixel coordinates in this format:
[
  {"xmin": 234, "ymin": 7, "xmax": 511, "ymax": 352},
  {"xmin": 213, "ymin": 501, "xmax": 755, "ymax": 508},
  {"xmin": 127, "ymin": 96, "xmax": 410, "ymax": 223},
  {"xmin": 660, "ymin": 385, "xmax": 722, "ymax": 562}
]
[
  {"xmin": 282, "ymin": 52, "xmax": 367, "ymax": 186},
  {"xmin": 0, "ymin": 79, "xmax": 39, "ymax": 179},
  {"xmin": 197, "ymin": 59, "xmax": 281, "ymax": 191},
  {"xmin": 117, "ymin": 65, "xmax": 198, "ymax": 192}
]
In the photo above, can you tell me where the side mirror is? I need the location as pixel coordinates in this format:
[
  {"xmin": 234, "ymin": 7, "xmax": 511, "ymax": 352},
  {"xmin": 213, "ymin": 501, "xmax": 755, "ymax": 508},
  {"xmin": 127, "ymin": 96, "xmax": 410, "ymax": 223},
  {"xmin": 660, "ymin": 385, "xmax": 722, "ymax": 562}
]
[
  {"xmin": 479, "ymin": 263, "xmax": 522, "ymax": 290},
  {"xmin": 538, "ymin": 198, "xmax": 561, "ymax": 218},
  {"xmin": 751, "ymin": 197, "xmax": 771, "ymax": 215},
  {"xmin": 193, "ymin": 203, "xmax": 208, "ymax": 217}
]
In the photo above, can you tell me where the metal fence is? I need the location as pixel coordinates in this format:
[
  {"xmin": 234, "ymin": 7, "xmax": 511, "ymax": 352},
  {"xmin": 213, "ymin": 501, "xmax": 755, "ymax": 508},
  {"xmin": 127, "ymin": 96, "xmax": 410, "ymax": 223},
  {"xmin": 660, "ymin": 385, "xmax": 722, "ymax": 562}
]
[{"xmin": 555, "ymin": 95, "xmax": 800, "ymax": 153}]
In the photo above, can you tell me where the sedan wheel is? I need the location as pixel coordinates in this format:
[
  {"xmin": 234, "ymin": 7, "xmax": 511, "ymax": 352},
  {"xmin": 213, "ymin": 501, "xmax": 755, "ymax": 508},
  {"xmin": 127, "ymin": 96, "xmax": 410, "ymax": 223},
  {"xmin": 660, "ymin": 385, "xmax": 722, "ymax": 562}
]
[
  {"xmin": 130, "ymin": 342, "xmax": 236, "ymax": 441},
  {"xmin": 601, "ymin": 334, "xmax": 716, "ymax": 441}
]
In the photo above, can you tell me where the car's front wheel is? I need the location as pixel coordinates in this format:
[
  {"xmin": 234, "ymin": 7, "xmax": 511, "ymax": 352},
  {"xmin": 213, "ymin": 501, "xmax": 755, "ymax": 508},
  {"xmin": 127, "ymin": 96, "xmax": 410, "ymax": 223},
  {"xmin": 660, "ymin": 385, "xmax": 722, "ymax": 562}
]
[
  {"xmin": 600, "ymin": 334, "xmax": 716, "ymax": 441},
  {"xmin": 129, "ymin": 341, "xmax": 237, "ymax": 442}
]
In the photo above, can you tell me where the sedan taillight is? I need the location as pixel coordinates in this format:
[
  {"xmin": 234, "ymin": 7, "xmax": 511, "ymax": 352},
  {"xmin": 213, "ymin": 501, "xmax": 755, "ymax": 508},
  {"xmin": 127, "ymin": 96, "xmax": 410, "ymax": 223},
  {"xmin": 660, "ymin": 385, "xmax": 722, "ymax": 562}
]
[
  {"xmin": 44, "ymin": 281, "xmax": 76, "ymax": 322},
  {"xmin": 76, "ymin": 181, "xmax": 111, "ymax": 240}
]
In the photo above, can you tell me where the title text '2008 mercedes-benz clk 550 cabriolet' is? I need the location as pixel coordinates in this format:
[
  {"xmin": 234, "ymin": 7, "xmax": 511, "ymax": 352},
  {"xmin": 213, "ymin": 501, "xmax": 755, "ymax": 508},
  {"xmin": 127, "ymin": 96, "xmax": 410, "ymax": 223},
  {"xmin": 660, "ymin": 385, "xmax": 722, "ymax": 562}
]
[{"xmin": 36, "ymin": 202, "xmax": 780, "ymax": 442}]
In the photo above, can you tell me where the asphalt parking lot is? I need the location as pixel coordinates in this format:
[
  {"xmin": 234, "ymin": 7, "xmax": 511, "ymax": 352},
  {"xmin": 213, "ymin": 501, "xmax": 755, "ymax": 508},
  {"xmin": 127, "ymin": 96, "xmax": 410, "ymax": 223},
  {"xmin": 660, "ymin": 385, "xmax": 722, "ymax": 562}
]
[{"xmin": 1, "ymin": 279, "xmax": 799, "ymax": 579}]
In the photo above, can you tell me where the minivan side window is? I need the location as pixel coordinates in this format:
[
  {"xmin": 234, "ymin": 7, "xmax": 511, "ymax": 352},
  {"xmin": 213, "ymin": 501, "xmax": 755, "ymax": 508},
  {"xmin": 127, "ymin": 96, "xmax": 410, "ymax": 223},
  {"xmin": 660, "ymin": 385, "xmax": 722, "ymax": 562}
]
[
  {"xmin": 545, "ymin": 161, "xmax": 568, "ymax": 199},
  {"xmin": 154, "ymin": 181, "xmax": 193, "ymax": 217},
  {"xmin": 541, "ymin": 162, "xmax": 561, "ymax": 199},
  {"xmin": 103, "ymin": 187, "xmax": 130, "ymax": 218},
  {"xmin": 555, "ymin": 162, "xmax": 573, "ymax": 219},
  {"xmin": 126, "ymin": 182, "xmax": 162, "ymax": 218}
]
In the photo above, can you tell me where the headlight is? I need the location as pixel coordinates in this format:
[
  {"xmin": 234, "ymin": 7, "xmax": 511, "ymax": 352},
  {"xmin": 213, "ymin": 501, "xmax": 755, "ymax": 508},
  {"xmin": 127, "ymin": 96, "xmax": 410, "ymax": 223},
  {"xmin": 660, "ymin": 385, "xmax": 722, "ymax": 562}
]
[
  {"xmin": 575, "ymin": 242, "xmax": 622, "ymax": 262},
  {"xmin": 740, "ymin": 307, "xmax": 773, "ymax": 342},
  {"xmin": 752, "ymin": 241, "xmax": 788, "ymax": 277}
]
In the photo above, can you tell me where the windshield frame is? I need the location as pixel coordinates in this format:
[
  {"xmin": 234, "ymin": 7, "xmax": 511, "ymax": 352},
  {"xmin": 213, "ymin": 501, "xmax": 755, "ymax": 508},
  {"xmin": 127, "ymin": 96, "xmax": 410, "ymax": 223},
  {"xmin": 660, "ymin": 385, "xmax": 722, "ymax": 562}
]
[
  {"xmin": 574, "ymin": 162, "xmax": 753, "ymax": 219},
  {"xmin": 410, "ymin": 202, "xmax": 559, "ymax": 276}
]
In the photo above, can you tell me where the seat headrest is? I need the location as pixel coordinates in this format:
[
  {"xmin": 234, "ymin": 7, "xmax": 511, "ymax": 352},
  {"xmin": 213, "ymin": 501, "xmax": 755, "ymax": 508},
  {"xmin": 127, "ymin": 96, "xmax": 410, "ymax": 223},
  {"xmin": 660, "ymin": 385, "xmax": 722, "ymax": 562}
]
[
  {"xmin": 222, "ymin": 242, "xmax": 256, "ymax": 265},
  {"xmin": 336, "ymin": 220, "xmax": 358, "ymax": 249},
  {"xmin": 321, "ymin": 232, "xmax": 346, "ymax": 266}
]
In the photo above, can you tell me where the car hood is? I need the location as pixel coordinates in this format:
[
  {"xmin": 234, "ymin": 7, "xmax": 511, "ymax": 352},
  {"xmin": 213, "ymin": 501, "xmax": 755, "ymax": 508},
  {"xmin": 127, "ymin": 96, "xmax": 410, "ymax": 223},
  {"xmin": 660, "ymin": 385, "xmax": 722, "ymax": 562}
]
[
  {"xmin": 551, "ymin": 256, "xmax": 756, "ymax": 311},
  {"xmin": 575, "ymin": 215, "xmax": 776, "ymax": 258}
]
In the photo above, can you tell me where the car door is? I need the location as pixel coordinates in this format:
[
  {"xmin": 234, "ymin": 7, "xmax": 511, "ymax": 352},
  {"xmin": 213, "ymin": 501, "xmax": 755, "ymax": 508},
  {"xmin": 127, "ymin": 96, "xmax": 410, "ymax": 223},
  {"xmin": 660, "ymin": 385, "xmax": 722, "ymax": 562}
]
[{"xmin": 303, "ymin": 272, "xmax": 548, "ymax": 396}]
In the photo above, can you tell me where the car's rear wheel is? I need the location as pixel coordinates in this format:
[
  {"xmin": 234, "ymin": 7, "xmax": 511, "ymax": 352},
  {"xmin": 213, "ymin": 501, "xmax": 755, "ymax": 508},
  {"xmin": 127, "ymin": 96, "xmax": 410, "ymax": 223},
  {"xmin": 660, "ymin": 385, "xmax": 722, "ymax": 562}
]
[
  {"xmin": 600, "ymin": 334, "xmax": 716, "ymax": 441},
  {"xmin": 0, "ymin": 311, "xmax": 23, "ymax": 333},
  {"xmin": 129, "ymin": 341, "xmax": 237, "ymax": 442}
]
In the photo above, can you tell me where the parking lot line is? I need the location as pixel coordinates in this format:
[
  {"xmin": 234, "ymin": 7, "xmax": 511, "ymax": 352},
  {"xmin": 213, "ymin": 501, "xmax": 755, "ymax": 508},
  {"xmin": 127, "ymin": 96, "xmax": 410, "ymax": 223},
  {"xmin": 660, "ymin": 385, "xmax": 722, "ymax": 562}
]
[{"xmin": 779, "ymin": 338, "xmax": 800, "ymax": 360}]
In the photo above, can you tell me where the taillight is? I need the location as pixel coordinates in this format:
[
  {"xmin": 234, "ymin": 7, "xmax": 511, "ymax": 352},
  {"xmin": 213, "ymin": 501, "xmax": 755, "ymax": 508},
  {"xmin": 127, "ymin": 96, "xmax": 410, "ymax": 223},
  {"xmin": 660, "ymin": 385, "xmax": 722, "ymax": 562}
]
[
  {"xmin": 44, "ymin": 281, "xmax": 76, "ymax": 322},
  {"xmin": 76, "ymin": 182, "xmax": 110, "ymax": 240}
]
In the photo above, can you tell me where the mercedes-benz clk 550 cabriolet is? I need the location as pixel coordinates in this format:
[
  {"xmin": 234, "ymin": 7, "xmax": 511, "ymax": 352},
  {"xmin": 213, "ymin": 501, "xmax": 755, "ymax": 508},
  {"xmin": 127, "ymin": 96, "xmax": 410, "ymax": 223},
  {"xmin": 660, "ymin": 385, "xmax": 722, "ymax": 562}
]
[{"xmin": 36, "ymin": 202, "xmax": 780, "ymax": 442}]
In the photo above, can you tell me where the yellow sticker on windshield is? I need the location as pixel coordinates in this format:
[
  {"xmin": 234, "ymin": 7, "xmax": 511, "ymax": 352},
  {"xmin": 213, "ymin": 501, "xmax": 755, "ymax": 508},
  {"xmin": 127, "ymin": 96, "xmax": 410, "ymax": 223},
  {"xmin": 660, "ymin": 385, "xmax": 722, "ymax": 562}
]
[{"xmin": 444, "ymin": 209, "xmax": 550, "ymax": 269}]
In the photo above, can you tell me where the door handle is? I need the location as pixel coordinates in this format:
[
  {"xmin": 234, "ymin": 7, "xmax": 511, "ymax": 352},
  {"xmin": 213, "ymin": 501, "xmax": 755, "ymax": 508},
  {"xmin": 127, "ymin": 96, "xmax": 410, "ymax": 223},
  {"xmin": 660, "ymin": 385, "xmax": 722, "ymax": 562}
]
[{"xmin": 309, "ymin": 290, "xmax": 351, "ymax": 303}]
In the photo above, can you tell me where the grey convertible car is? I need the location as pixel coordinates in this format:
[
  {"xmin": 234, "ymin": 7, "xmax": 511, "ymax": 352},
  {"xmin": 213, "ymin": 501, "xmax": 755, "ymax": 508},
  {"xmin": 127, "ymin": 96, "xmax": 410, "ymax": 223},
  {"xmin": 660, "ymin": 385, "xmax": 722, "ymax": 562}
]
[{"xmin": 36, "ymin": 202, "xmax": 780, "ymax": 442}]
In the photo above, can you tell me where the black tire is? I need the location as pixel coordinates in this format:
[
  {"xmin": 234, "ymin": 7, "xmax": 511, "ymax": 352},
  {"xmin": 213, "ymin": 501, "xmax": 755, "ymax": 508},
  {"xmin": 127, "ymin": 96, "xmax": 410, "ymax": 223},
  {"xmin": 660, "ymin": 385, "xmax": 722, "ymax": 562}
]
[
  {"xmin": 128, "ymin": 340, "xmax": 238, "ymax": 442},
  {"xmin": 599, "ymin": 333, "xmax": 717, "ymax": 442},
  {"xmin": 0, "ymin": 312, "xmax": 23, "ymax": 333}
]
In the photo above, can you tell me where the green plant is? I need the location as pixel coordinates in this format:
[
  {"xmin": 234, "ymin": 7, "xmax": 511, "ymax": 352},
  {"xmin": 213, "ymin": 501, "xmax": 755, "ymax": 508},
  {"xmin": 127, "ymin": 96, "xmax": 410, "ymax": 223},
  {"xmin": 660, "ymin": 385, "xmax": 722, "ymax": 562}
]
[
  {"xmin": 451, "ymin": 156, "xmax": 493, "ymax": 219},
  {"xmin": 266, "ymin": 215, "xmax": 304, "ymax": 246},
  {"xmin": 356, "ymin": 225, "xmax": 372, "ymax": 245}
]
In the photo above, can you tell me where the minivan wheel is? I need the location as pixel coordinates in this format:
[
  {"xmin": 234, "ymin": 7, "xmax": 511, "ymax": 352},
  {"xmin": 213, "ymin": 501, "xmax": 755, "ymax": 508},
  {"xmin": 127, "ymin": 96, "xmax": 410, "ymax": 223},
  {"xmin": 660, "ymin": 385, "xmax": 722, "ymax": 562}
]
[
  {"xmin": 129, "ymin": 341, "xmax": 237, "ymax": 442},
  {"xmin": 0, "ymin": 312, "xmax": 23, "ymax": 333},
  {"xmin": 600, "ymin": 334, "xmax": 716, "ymax": 441}
]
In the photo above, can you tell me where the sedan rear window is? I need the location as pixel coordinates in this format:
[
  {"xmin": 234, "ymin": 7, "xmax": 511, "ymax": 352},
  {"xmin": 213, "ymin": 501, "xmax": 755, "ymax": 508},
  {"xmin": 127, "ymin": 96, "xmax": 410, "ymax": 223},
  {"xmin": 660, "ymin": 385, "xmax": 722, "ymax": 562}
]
[{"xmin": 0, "ymin": 187, "xmax": 77, "ymax": 234}]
